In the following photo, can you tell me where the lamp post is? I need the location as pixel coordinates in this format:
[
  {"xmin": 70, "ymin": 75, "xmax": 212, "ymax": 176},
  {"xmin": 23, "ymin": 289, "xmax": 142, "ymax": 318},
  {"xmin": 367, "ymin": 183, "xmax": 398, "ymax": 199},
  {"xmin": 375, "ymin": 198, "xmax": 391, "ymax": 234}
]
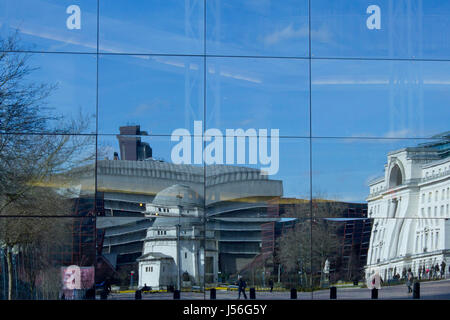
[{"xmin": 176, "ymin": 194, "xmax": 183, "ymax": 292}]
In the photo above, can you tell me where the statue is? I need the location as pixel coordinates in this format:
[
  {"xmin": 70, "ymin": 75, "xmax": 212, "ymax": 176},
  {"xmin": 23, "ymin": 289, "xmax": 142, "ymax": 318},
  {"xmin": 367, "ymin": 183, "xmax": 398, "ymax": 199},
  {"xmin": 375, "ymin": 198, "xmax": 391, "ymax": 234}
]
[
  {"xmin": 320, "ymin": 259, "xmax": 330, "ymax": 288},
  {"xmin": 323, "ymin": 259, "xmax": 330, "ymax": 274}
]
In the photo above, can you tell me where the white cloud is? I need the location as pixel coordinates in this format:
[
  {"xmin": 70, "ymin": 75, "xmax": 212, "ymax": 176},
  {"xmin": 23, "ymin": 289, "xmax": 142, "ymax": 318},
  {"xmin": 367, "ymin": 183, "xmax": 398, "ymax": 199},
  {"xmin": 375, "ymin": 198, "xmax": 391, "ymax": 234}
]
[{"xmin": 264, "ymin": 24, "xmax": 308, "ymax": 45}]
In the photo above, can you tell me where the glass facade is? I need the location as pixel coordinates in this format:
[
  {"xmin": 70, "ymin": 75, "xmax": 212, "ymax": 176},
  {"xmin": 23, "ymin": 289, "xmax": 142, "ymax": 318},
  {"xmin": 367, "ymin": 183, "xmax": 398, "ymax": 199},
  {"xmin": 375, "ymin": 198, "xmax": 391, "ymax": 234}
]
[{"xmin": 0, "ymin": 0, "xmax": 449, "ymax": 300}]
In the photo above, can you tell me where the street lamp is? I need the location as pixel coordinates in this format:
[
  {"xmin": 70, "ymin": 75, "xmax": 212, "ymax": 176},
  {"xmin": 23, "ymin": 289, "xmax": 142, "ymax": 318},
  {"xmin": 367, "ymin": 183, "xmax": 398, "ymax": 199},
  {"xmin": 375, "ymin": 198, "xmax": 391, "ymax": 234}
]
[{"xmin": 176, "ymin": 193, "xmax": 183, "ymax": 292}]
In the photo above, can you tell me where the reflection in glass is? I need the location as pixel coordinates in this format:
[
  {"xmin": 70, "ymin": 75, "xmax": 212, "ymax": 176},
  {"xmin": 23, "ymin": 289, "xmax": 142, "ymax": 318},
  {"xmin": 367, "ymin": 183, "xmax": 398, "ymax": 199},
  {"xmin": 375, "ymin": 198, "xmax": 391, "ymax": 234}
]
[
  {"xmin": 99, "ymin": 0, "xmax": 204, "ymax": 55},
  {"xmin": 272, "ymin": 217, "xmax": 312, "ymax": 293},
  {"xmin": 312, "ymin": 59, "xmax": 450, "ymax": 139},
  {"xmin": 312, "ymin": 137, "xmax": 450, "ymax": 212},
  {"xmin": 311, "ymin": 0, "xmax": 450, "ymax": 60},
  {"xmin": 98, "ymin": 54, "xmax": 203, "ymax": 135},
  {"xmin": 97, "ymin": 130, "xmax": 311, "ymax": 295},
  {"xmin": 205, "ymin": 138, "xmax": 310, "ymax": 290},
  {"xmin": 0, "ymin": 0, "xmax": 98, "ymax": 53},
  {"xmin": 366, "ymin": 219, "xmax": 447, "ymax": 289},
  {"xmin": 0, "ymin": 134, "xmax": 95, "ymax": 217},
  {"xmin": 207, "ymin": 0, "xmax": 309, "ymax": 57},
  {"xmin": 0, "ymin": 217, "xmax": 95, "ymax": 300},
  {"xmin": 0, "ymin": 51, "xmax": 96, "ymax": 134},
  {"xmin": 206, "ymin": 57, "xmax": 310, "ymax": 137}
]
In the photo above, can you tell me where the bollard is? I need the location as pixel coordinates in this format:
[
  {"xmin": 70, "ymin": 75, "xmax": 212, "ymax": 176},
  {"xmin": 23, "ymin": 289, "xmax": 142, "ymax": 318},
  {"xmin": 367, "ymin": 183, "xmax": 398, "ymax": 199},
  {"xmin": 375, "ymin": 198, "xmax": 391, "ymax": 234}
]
[
  {"xmin": 135, "ymin": 290, "xmax": 142, "ymax": 300},
  {"xmin": 330, "ymin": 286, "xmax": 337, "ymax": 299},
  {"xmin": 249, "ymin": 288, "xmax": 256, "ymax": 299},
  {"xmin": 290, "ymin": 288, "xmax": 297, "ymax": 299},
  {"xmin": 210, "ymin": 288, "xmax": 216, "ymax": 300},
  {"xmin": 413, "ymin": 282, "xmax": 420, "ymax": 299},
  {"xmin": 371, "ymin": 288, "xmax": 378, "ymax": 299},
  {"xmin": 100, "ymin": 290, "xmax": 108, "ymax": 300},
  {"xmin": 173, "ymin": 290, "xmax": 180, "ymax": 300}
]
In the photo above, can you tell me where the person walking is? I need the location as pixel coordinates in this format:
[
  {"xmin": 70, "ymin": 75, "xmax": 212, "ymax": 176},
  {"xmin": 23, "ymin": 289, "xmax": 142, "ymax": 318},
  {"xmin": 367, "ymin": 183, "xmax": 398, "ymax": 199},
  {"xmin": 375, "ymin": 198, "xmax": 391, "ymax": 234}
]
[
  {"xmin": 434, "ymin": 264, "xmax": 440, "ymax": 280},
  {"xmin": 418, "ymin": 265, "xmax": 422, "ymax": 280},
  {"xmin": 268, "ymin": 278, "xmax": 274, "ymax": 293},
  {"xmin": 237, "ymin": 276, "xmax": 247, "ymax": 300},
  {"xmin": 406, "ymin": 268, "xmax": 414, "ymax": 293},
  {"xmin": 440, "ymin": 261, "xmax": 446, "ymax": 279}
]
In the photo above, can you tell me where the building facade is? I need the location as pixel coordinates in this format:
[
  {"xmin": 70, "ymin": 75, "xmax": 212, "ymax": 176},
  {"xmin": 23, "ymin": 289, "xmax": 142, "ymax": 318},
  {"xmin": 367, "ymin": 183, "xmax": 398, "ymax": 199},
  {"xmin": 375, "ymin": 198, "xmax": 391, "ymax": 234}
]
[
  {"xmin": 138, "ymin": 184, "xmax": 218, "ymax": 289},
  {"xmin": 366, "ymin": 133, "xmax": 450, "ymax": 280}
]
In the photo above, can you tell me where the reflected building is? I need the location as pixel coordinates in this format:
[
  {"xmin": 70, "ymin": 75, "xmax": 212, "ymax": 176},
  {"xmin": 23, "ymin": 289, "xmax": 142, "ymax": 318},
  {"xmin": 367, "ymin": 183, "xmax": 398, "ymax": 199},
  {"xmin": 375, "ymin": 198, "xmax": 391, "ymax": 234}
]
[
  {"xmin": 138, "ymin": 184, "xmax": 217, "ymax": 289},
  {"xmin": 95, "ymin": 126, "xmax": 283, "ymax": 285},
  {"xmin": 365, "ymin": 132, "xmax": 450, "ymax": 280}
]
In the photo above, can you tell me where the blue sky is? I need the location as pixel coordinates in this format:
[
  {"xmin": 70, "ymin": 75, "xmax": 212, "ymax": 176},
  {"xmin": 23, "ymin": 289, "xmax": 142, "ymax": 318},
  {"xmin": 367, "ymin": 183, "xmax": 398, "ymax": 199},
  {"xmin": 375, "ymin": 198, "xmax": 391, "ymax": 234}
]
[{"xmin": 1, "ymin": 0, "xmax": 449, "ymax": 201}]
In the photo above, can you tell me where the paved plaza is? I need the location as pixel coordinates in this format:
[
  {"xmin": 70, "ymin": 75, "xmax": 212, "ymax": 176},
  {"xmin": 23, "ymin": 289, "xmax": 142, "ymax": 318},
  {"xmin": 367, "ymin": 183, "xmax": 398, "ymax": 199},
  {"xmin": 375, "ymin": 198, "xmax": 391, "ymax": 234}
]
[{"xmin": 107, "ymin": 279, "xmax": 450, "ymax": 300}]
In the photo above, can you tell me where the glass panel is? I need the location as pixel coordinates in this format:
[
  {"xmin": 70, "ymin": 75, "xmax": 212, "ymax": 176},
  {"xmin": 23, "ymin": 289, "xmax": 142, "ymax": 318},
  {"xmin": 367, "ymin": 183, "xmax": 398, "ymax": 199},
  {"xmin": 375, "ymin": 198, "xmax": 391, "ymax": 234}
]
[
  {"xmin": 312, "ymin": 137, "xmax": 450, "ymax": 219},
  {"xmin": 206, "ymin": 57, "xmax": 310, "ymax": 137},
  {"xmin": 311, "ymin": 0, "xmax": 450, "ymax": 60},
  {"xmin": 312, "ymin": 59, "xmax": 450, "ymax": 139},
  {"xmin": 206, "ymin": 0, "xmax": 309, "ymax": 57},
  {"xmin": 0, "ymin": 52, "xmax": 97, "ymax": 134},
  {"xmin": 205, "ymin": 138, "xmax": 311, "ymax": 298},
  {"xmin": 97, "ymin": 216, "xmax": 207, "ymax": 299},
  {"xmin": 98, "ymin": 54, "xmax": 204, "ymax": 135},
  {"xmin": 0, "ymin": 217, "xmax": 95, "ymax": 300},
  {"xmin": 99, "ymin": 0, "xmax": 204, "ymax": 55},
  {"xmin": 0, "ymin": 0, "xmax": 97, "ymax": 53},
  {"xmin": 97, "ymin": 134, "xmax": 205, "ymax": 215},
  {"xmin": 311, "ymin": 217, "xmax": 372, "ymax": 299},
  {"xmin": 311, "ymin": 217, "xmax": 450, "ymax": 299},
  {"xmin": 365, "ymin": 218, "xmax": 448, "ymax": 299},
  {"xmin": 0, "ymin": 134, "xmax": 96, "ymax": 217},
  {"xmin": 272, "ymin": 217, "xmax": 313, "ymax": 298},
  {"xmin": 97, "ymin": 133, "xmax": 207, "ymax": 298}
]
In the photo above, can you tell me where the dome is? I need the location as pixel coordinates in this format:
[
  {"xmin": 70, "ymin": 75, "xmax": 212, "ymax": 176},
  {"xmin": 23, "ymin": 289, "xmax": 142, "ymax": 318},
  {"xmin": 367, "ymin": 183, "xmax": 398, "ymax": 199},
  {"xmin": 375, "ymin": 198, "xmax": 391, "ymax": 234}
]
[{"xmin": 152, "ymin": 184, "xmax": 203, "ymax": 208}]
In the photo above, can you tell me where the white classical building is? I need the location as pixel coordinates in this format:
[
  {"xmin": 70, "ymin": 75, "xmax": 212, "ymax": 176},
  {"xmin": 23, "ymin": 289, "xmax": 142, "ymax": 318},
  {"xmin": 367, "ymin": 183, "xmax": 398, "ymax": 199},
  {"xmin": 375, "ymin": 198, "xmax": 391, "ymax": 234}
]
[
  {"xmin": 137, "ymin": 184, "xmax": 218, "ymax": 290},
  {"xmin": 365, "ymin": 133, "xmax": 450, "ymax": 280}
]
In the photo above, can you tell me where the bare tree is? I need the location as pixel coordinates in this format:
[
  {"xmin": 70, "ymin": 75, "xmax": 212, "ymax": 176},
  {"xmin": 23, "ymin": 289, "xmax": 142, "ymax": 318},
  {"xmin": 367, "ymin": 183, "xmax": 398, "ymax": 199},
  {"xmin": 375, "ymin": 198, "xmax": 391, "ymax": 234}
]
[
  {"xmin": 275, "ymin": 198, "xmax": 346, "ymax": 289},
  {"xmin": 0, "ymin": 34, "xmax": 94, "ymax": 299}
]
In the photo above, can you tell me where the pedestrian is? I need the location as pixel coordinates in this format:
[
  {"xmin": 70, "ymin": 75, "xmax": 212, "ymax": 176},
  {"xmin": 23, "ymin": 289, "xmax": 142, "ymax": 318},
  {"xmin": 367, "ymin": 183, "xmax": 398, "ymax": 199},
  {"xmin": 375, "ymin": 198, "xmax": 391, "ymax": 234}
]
[
  {"xmin": 401, "ymin": 268, "xmax": 407, "ymax": 281},
  {"xmin": 237, "ymin": 276, "xmax": 247, "ymax": 300},
  {"xmin": 418, "ymin": 265, "xmax": 422, "ymax": 280},
  {"xmin": 435, "ymin": 264, "xmax": 440, "ymax": 280},
  {"xmin": 268, "ymin": 278, "xmax": 274, "ymax": 293},
  {"xmin": 440, "ymin": 261, "xmax": 446, "ymax": 278},
  {"xmin": 406, "ymin": 268, "xmax": 414, "ymax": 293}
]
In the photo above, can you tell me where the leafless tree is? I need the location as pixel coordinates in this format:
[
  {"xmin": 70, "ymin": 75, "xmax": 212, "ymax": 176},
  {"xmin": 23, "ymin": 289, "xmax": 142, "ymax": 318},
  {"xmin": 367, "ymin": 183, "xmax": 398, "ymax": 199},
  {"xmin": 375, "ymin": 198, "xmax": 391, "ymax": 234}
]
[
  {"xmin": 275, "ymin": 197, "xmax": 346, "ymax": 289},
  {"xmin": 0, "ymin": 34, "xmax": 94, "ymax": 299}
]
